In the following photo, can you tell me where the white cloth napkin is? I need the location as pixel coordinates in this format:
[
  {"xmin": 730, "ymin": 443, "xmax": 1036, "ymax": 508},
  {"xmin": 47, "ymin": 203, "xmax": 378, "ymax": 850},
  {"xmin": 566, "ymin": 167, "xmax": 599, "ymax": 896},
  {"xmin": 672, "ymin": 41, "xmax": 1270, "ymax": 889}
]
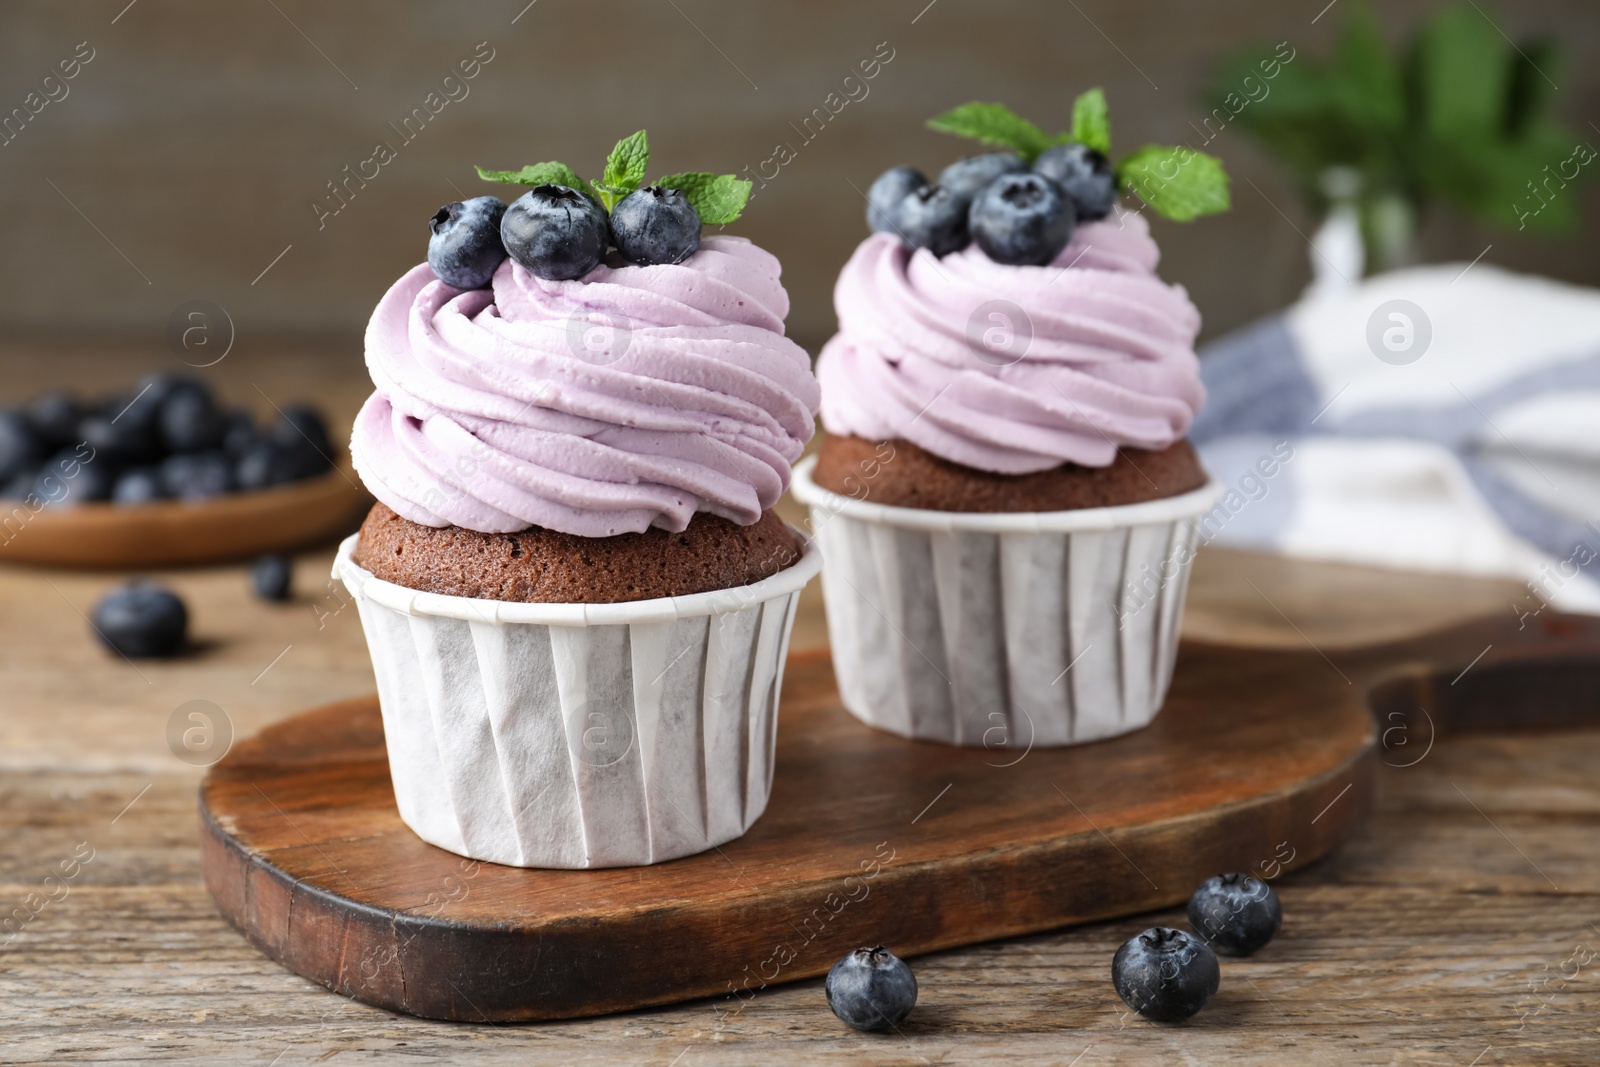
[{"xmin": 1192, "ymin": 263, "xmax": 1600, "ymax": 614}]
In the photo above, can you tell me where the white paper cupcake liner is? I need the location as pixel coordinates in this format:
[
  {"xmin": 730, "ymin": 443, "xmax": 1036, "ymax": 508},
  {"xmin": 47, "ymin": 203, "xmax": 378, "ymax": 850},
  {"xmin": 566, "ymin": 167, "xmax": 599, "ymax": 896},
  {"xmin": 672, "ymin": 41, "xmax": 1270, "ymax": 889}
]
[
  {"xmin": 332, "ymin": 530, "xmax": 821, "ymax": 869},
  {"xmin": 791, "ymin": 457, "xmax": 1223, "ymax": 748}
]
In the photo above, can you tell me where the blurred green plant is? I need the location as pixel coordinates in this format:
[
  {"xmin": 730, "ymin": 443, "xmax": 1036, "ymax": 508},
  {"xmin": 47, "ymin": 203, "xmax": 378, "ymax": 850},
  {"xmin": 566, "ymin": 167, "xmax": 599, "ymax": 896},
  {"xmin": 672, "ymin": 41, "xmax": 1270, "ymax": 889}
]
[{"xmin": 1211, "ymin": 2, "xmax": 1592, "ymax": 272}]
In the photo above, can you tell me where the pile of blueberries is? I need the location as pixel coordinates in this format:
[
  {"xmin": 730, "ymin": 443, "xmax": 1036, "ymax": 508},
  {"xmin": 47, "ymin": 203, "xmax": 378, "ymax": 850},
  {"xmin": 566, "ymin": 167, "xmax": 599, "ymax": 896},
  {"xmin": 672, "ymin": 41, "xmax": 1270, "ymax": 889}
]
[
  {"xmin": 824, "ymin": 873, "xmax": 1281, "ymax": 1031},
  {"xmin": 866, "ymin": 143, "xmax": 1119, "ymax": 266},
  {"xmin": 428, "ymin": 183, "xmax": 702, "ymax": 289},
  {"xmin": 0, "ymin": 374, "xmax": 333, "ymax": 507}
]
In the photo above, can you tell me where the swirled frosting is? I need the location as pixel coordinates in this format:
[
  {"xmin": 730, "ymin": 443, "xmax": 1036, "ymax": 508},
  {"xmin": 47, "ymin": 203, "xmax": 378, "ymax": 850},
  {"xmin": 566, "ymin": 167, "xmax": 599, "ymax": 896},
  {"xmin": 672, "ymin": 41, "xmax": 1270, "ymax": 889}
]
[
  {"xmin": 816, "ymin": 209, "xmax": 1204, "ymax": 473},
  {"xmin": 351, "ymin": 236, "xmax": 819, "ymax": 537}
]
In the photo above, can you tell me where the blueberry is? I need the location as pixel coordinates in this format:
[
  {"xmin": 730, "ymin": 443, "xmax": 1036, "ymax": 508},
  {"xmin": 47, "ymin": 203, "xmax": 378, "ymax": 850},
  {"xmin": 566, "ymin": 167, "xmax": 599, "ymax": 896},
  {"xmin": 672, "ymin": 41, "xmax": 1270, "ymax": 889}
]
[
  {"xmin": 220, "ymin": 409, "xmax": 260, "ymax": 458},
  {"xmin": 824, "ymin": 946, "xmax": 917, "ymax": 1032},
  {"xmin": 428, "ymin": 196, "xmax": 508, "ymax": 289},
  {"xmin": 1112, "ymin": 927, "xmax": 1220, "ymax": 1023},
  {"xmin": 1, "ymin": 468, "xmax": 38, "ymax": 500},
  {"xmin": 0, "ymin": 408, "xmax": 42, "ymax": 483},
  {"xmin": 500, "ymin": 185, "xmax": 609, "ymax": 281},
  {"xmin": 117, "ymin": 373, "xmax": 205, "ymax": 434},
  {"xmin": 80, "ymin": 415, "xmax": 158, "ymax": 466},
  {"xmin": 251, "ymin": 553, "xmax": 293, "ymax": 602},
  {"xmin": 91, "ymin": 582, "xmax": 188, "ymax": 658},
  {"xmin": 269, "ymin": 404, "xmax": 334, "ymax": 480},
  {"xmin": 159, "ymin": 388, "xmax": 224, "ymax": 454},
  {"xmin": 897, "ymin": 185, "xmax": 970, "ymax": 256},
  {"xmin": 235, "ymin": 441, "xmax": 297, "ymax": 491},
  {"xmin": 112, "ymin": 467, "xmax": 166, "ymax": 506},
  {"xmin": 609, "ymin": 185, "xmax": 702, "ymax": 266},
  {"xmin": 160, "ymin": 451, "xmax": 235, "ymax": 501},
  {"xmin": 937, "ymin": 153, "xmax": 1028, "ymax": 200},
  {"xmin": 1033, "ymin": 143, "xmax": 1118, "ymax": 222},
  {"xmin": 34, "ymin": 449, "xmax": 113, "ymax": 508},
  {"xmin": 969, "ymin": 173, "xmax": 1075, "ymax": 266},
  {"xmin": 866, "ymin": 165, "xmax": 928, "ymax": 234},
  {"xmin": 1188, "ymin": 873, "xmax": 1282, "ymax": 957},
  {"xmin": 27, "ymin": 390, "xmax": 83, "ymax": 450}
]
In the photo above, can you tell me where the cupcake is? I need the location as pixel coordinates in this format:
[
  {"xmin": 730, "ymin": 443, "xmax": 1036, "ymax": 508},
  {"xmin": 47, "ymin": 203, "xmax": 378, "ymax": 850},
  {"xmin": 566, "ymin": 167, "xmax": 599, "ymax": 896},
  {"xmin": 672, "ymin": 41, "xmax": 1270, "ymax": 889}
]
[
  {"xmin": 337, "ymin": 132, "xmax": 821, "ymax": 868},
  {"xmin": 791, "ymin": 95, "xmax": 1227, "ymax": 748}
]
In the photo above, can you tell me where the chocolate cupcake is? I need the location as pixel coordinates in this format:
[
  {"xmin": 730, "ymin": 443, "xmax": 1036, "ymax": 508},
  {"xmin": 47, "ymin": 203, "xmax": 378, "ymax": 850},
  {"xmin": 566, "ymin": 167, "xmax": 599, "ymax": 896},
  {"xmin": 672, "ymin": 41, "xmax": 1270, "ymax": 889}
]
[
  {"xmin": 791, "ymin": 96, "xmax": 1227, "ymax": 749},
  {"xmin": 336, "ymin": 135, "xmax": 821, "ymax": 868}
]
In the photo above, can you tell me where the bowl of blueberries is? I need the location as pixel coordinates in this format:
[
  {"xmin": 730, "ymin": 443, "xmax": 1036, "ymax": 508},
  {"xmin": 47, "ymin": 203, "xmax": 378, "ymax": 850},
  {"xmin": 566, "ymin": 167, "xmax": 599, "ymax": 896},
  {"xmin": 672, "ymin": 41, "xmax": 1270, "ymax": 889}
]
[{"xmin": 0, "ymin": 372, "xmax": 369, "ymax": 568}]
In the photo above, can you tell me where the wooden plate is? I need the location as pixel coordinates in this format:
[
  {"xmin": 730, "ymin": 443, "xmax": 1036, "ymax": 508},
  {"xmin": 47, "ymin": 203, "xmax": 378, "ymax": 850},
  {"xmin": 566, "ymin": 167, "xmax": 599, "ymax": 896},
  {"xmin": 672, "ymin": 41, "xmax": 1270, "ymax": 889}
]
[
  {"xmin": 198, "ymin": 629, "xmax": 1400, "ymax": 1023},
  {"xmin": 0, "ymin": 465, "xmax": 370, "ymax": 569}
]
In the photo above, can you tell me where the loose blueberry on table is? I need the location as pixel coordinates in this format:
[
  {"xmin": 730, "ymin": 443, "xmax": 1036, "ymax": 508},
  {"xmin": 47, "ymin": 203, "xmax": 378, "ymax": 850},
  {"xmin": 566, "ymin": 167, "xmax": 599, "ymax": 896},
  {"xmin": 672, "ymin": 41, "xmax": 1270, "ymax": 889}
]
[
  {"xmin": 91, "ymin": 582, "xmax": 188, "ymax": 658},
  {"xmin": 468, "ymin": 129, "xmax": 752, "ymax": 282},
  {"xmin": 1188, "ymin": 872, "xmax": 1282, "ymax": 957},
  {"xmin": 251, "ymin": 553, "xmax": 293, "ymax": 602},
  {"xmin": 1112, "ymin": 926, "xmax": 1220, "ymax": 1022},
  {"xmin": 866, "ymin": 90, "xmax": 1230, "ymax": 263},
  {"xmin": 824, "ymin": 946, "xmax": 918, "ymax": 1032}
]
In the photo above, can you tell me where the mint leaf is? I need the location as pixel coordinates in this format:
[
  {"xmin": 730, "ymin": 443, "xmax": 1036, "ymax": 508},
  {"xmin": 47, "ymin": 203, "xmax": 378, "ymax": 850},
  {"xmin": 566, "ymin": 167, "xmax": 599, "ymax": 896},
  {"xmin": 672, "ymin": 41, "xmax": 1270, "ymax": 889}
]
[
  {"xmin": 476, "ymin": 161, "xmax": 599, "ymax": 207},
  {"xmin": 927, "ymin": 102, "xmax": 1052, "ymax": 161},
  {"xmin": 1117, "ymin": 145, "xmax": 1231, "ymax": 221},
  {"xmin": 1069, "ymin": 88, "xmax": 1111, "ymax": 155},
  {"xmin": 653, "ymin": 172, "xmax": 753, "ymax": 224},
  {"xmin": 598, "ymin": 130, "xmax": 650, "ymax": 209}
]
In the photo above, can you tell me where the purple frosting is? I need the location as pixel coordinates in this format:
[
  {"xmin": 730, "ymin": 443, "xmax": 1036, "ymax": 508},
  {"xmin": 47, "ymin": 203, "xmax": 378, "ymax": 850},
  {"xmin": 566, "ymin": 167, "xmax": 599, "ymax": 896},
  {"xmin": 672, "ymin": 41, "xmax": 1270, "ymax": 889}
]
[{"xmin": 351, "ymin": 236, "xmax": 819, "ymax": 537}]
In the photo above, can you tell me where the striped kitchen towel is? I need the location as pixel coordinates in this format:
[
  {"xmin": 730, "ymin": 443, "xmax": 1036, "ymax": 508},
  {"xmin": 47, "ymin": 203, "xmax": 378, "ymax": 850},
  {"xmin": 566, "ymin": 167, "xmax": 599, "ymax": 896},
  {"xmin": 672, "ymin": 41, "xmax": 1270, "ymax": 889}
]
[{"xmin": 1191, "ymin": 262, "xmax": 1600, "ymax": 614}]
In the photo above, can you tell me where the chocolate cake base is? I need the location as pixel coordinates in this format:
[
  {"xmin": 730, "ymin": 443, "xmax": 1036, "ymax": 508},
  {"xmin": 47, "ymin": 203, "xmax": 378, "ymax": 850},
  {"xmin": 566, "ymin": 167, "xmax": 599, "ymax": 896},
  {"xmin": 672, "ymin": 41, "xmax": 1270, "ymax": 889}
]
[
  {"xmin": 353, "ymin": 503, "xmax": 802, "ymax": 604},
  {"xmin": 811, "ymin": 434, "xmax": 1208, "ymax": 513}
]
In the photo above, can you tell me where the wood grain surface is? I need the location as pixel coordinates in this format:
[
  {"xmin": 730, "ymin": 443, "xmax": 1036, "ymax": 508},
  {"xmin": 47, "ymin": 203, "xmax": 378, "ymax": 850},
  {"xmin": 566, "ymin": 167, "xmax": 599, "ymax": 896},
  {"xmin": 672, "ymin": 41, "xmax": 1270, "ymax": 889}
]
[
  {"xmin": 3, "ymin": 543, "xmax": 1598, "ymax": 1063},
  {"xmin": 197, "ymin": 641, "xmax": 1376, "ymax": 1021}
]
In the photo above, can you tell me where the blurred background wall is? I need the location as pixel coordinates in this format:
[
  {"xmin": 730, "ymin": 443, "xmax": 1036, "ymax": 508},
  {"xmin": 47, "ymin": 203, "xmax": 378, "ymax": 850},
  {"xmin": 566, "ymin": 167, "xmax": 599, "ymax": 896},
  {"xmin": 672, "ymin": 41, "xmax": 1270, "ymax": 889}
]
[{"xmin": 1, "ymin": 0, "xmax": 1596, "ymax": 367}]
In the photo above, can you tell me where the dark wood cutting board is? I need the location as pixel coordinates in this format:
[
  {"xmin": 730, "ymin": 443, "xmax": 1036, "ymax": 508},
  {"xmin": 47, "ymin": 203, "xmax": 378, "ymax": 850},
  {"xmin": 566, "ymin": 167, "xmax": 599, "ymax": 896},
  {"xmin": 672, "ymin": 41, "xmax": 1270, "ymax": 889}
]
[{"xmin": 198, "ymin": 611, "xmax": 1600, "ymax": 1023}]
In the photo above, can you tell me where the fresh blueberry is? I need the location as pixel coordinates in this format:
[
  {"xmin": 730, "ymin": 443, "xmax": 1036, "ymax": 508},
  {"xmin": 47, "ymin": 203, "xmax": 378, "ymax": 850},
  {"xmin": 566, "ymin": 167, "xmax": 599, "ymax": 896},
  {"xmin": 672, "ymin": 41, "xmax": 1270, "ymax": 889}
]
[
  {"xmin": 969, "ymin": 173, "xmax": 1076, "ymax": 266},
  {"xmin": 866, "ymin": 165, "xmax": 928, "ymax": 234},
  {"xmin": 235, "ymin": 441, "xmax": 297, "ymax": 491},
  {"xmin": 160, "ymin": 451, "xmax": 235, "ymax": 501},
  {"xmin": 0, "ymin": 408, "xmax": 42, "ymax": 483},
  {"xmin": 91, "ymin": 582, "xmax": 188, "ymax": 658},
  {"xmin": 34, "ymin": 449, "xmax": 113, "ymax": 508},
  {"xmin": 609, "ymin": 185, "xmax": 702, "ymax": 266},
  {"xmin": 937, "ymin": 152, "xmax": 1028, "ymax": 200},
  {"xmin": 159, "ymin": 388, "xmax": 224, "ymax": 454},
  {"xmin": 897, "ymin": 185, "xmax": 970, "ymax": 256},
  {"xmin": 112, "ymin": 467, "xmax": 166, "ymax": 506},
  {"xmin": 1188, "ymin": 873, "xmax": 1282, "ymax": 957},
  {"xmin": 428, "ymin": 196, "xmax": 508, "ymax": 289},
  {"xmin": 1, "ymin": 468, "xmax": 39, "ymax": 500},
  {"xmin": 1112, "ymin": 927, "xmax": 1220, "ymax": 1023},
  {"xmin": 824, "ymin": 946, "xmax": 917, "ymax": 1032},
  {"xmin": 269, "ymin": 404, "xmax": 333, "ymax": 480},
  {"xmin": 220, "ymin": 409, "xmax": 260, "ymax": 458},
  {"xmin": 27, "ymin": 390, "xmax": 83, "ymax": 450},
  {"xmin": 251, "ymin": 553, "xmax": 293, "ymax": 602},
  {"xmin": 1033, "ymin": 143, "xmax": 1118, "ymax": 222},
  {"xmin": 116, "ymin": 373, "xmax": 205, "ymax": 435},
  {"xmin": 500, "ymin": 185, "xmax": 609, "ymax": 281},
  {"xmin": 80, "ymin": 415, "xmax": 159, "ymax": 466}
]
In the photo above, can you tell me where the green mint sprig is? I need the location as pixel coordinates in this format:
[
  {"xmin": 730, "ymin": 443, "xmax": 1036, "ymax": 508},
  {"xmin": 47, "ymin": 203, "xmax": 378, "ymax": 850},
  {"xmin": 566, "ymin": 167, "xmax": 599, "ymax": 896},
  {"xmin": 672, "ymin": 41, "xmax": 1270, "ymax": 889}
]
[
  {"xmin": 925, "ymin": 90, "xmax": 1230, "ymax": 221},
  {"xmin": 476, "ymin": 129, "xmax": 753, "ymax": 223}
]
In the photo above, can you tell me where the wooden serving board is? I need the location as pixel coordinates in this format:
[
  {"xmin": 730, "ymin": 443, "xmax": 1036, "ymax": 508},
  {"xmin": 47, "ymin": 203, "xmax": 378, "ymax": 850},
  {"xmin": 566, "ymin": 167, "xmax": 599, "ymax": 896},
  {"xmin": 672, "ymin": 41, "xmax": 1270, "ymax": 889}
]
[
  {"xmin": 0, "ymin": 465, "xmax": 370, "ymax": 569},
  {"xmin": 199, "ymin": 612, "xmax": 1595, "ymax": 1023}
]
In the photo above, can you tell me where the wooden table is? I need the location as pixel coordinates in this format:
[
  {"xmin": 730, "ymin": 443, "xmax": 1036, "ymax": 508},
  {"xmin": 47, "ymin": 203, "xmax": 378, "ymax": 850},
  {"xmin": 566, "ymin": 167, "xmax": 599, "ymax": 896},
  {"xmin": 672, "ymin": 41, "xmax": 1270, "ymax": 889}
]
[{"xmin": 2, "ymin": 350, "xmax": 1596, "ymax": 1063}]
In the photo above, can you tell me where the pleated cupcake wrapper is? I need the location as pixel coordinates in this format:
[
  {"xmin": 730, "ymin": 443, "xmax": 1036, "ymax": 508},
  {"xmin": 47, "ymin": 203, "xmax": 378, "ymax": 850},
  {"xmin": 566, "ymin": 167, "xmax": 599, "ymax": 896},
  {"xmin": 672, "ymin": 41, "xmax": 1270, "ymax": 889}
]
[
  {"xmin": 332, "ymin": 531, "xmax": 822, "ymax": 869},
  {"xmin": 791, "ymin": 458, "xmax": 1223, "ymax": 748}
]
